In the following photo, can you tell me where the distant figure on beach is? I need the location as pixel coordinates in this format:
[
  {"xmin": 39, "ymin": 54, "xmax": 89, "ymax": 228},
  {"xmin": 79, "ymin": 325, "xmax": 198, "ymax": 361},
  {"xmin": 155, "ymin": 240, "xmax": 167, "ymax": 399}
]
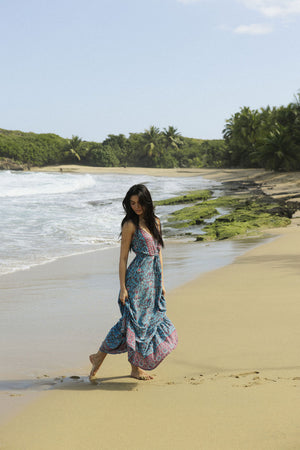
[{"xmin": 89, "ymin": 184, "xmax": 178, "ymax": 381}]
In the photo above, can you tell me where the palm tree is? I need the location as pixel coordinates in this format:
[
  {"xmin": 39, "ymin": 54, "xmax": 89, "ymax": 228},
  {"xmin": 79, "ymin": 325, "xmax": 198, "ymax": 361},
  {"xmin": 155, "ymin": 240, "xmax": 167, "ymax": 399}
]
[
  {"xmin": 142, "ymin": 126, "xmax": 162, "ymax": 166},
  {"xmin": 223, "ymin": 107, "xmax": 261, "ymax": 167},
  {"xmin": 162, "ymin": 126, "xmax": 182, "ymax": 151},
  {"xmin": 258, "ymin": 106, "xmax": 276, "ymax": 137},
  {"xmin": 64, "ymin": 135, "xmax": 82, "ymax": 161},
  {"xmin": 238, "ymin": 107, "xmax": 261, "ymax": 147},
  {"xmin": 292, "ymin": 93, "xmax": 300, "ymax": 147},
  {"xmin": 222, "ymin": 115, "xmax": 235, "ymax": 142},
  {"xmin": 254, "ymin": 124, "xmax": 297, "ymax": 171}
]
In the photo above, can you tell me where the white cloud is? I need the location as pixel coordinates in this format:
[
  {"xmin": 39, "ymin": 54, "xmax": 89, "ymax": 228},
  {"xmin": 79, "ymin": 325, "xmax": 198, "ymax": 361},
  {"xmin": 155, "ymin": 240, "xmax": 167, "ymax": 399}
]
[
  {"xmin": 234, "ymin": 23, "xmax": 273, "ymax": 34},
  {"xmin": 240, "ymin": 0, "xmax": 300, "ymax": 18}
]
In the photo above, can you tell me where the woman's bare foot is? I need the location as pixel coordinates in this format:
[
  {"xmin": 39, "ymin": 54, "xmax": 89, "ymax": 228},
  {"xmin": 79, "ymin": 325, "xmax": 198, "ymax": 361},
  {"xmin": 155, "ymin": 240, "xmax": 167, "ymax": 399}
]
[
  {"xmin": 89, "ymin": 351, "xmax": 106, "ymax": 379},
  {"xmin": 130, "ymin": 366, "xmax": 154, "ymax": 381}
]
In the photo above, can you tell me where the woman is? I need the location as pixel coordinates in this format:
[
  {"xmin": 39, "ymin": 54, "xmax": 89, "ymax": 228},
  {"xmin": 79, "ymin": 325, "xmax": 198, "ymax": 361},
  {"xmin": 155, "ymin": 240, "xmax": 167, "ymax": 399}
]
[{"xmin": 89, "ymin": 184, "xmax": 178, "ymax": 381}]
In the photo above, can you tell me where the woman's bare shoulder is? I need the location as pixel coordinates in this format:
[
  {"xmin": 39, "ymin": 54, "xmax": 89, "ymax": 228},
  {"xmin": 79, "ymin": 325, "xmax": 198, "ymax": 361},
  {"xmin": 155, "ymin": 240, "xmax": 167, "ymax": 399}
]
[{"xmin": 122, "ymin": 220, "xmax": 136, "ymax": 234}]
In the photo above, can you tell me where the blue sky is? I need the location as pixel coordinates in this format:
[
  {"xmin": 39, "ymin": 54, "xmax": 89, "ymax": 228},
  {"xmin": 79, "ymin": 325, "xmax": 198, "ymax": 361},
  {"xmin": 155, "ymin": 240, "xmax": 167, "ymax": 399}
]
[{"xmin": 1, "ymin": 0, "xmax": 299, "ymax": 141}]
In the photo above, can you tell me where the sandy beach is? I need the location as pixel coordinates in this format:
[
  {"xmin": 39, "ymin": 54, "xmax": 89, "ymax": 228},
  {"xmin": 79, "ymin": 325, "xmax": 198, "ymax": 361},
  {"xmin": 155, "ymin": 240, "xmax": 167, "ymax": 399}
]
[{"xmin": 1, "ymin": 167, "xmax": 300, "ymax": 449}]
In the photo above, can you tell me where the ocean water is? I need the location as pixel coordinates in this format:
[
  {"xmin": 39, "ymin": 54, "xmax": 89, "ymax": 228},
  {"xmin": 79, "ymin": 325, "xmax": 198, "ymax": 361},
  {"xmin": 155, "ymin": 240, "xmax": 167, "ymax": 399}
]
[{"xmin": 0, "ymin": 170, "xmax": 221, "ymax": 276}]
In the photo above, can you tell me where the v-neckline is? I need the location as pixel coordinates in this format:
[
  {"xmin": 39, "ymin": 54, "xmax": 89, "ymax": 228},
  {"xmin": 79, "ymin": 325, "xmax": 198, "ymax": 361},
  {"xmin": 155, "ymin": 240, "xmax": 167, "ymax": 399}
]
[{"xmin": 139, "ymin": 226, "xmax": 153, "ymax": 238}]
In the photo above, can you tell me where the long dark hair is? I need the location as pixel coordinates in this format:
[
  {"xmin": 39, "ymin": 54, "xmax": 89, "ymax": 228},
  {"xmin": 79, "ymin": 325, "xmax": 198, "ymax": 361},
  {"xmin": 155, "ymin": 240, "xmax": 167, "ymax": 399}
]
[{"xmin": 121, "ymin": 184, "xmax": 164, "ymax": 247}]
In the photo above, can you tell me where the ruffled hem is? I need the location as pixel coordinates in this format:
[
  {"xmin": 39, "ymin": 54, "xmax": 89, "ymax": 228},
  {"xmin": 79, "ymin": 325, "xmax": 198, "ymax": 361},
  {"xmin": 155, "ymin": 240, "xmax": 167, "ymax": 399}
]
[
  {"xmin": 127, "ymin": 328, "xmax": 178, "ymax": 370},
  {"xmin": 99, "ymin": 320, "xmax": 178, "ymax": 370}
]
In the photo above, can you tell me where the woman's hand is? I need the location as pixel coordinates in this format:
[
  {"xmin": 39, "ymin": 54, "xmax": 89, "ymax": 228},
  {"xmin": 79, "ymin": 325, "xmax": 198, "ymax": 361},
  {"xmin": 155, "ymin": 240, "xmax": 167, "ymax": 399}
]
[
  {"xmin": 119, "ymin": 288, "xmax": 128, "ymax": 305},
  {"xmin": 162, "ymin": 284, "xmax": 166, "ymax": 296}
]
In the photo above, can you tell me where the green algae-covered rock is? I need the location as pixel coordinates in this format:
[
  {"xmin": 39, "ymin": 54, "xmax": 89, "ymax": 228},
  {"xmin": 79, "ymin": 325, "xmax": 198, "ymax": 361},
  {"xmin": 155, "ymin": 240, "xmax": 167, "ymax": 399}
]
[
  {"xmin": 201, "ymin": 215, "xmax": 291, "ymax": 241},
  {"xmin": 155, "ymin": 189, "xmax": 212, "ymax": 206},
  {"xmin": 162, "ymin": 191, "xmax": 296, "ymax": 241},
  {"xmin": 199, "ymin": 199, "xmax": 292, "ymax": 241},
  {"xmin": 167, "ymin": 203, "xmax": 218, "ymax": 228}
]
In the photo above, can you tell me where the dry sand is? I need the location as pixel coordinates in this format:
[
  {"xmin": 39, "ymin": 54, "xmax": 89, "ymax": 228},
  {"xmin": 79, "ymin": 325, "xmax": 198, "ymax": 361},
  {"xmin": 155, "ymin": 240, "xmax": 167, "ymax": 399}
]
[
  {"xmin": 1, "ymin": 168, "xmax": 300, "ymax": 449},
  {"xmin": 30, "ymin": 165, "xmax": 204, "ymax": 178}
]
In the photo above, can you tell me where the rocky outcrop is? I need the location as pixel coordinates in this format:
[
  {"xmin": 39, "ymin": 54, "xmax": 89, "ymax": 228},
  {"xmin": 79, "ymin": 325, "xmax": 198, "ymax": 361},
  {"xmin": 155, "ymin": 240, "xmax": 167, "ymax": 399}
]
[{"xmin": 0, "ymin": 158, "xmax": 26, "ymax": 171}]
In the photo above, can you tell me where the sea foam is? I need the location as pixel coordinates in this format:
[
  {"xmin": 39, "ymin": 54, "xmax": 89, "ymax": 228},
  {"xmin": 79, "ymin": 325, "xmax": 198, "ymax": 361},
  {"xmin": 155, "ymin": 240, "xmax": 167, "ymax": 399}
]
[{"xmin": 0, "ymin": 171, "xmax": 96, "ymax": 197}]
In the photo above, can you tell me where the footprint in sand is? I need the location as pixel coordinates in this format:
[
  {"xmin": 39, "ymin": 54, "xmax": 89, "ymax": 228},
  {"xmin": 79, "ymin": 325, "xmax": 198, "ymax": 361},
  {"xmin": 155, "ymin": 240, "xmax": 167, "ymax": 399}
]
[
  {"xmin": 231, "ymin": 371, "xmax": 260, "ymax": 379},
  {"xmin": 233, "ymin": 379, "xmax": 262, "ymax": 388},
  {"xmin": 230, "ymin": 371, "xmax": 261, "ymax": 388},
  {"xmin": 233, "ymin": 374, "xmax": 279, "ymax": 388},
  {"xmin": 263, "ymin": 377, "xmax": 277, "ymax": 383},
  {"xmin": 187, "ymin": 375, "xmax": 205, "ymax": 385},
  {"xmin": 245, "ymin": 376, "xmax": 263, "ymax": 387}
]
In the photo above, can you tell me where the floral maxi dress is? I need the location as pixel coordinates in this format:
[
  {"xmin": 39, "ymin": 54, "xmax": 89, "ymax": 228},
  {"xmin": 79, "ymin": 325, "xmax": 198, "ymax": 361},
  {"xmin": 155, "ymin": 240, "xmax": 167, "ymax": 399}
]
[{"xmin": 100, "ymin": 227, "xmax": 178, "ymax": 370}]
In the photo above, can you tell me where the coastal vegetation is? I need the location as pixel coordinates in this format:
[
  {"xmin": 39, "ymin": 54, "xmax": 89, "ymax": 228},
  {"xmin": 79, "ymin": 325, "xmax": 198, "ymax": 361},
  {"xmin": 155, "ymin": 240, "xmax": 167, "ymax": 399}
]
[
  {"xmin": 0, "ymin": 129, "xmax": 67, "ymax": 167},
  {"xmin": 158, "ymin": 190, "xmax": 297, "ymax": 241},
  {"xmin": 223, "ymin": 93, "xmax": 300, "ymax": 171},
  {"xmin": 0, "ymin": 92, "xmax": 299, "ymax": 171},
  {"xmin": 0, "ymin": 127, "xmax": 224, "ymax": 169}
]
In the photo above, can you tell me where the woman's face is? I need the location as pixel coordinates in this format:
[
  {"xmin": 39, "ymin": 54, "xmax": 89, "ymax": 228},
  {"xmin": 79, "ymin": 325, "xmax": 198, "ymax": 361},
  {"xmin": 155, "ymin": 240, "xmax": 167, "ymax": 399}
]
[{"xmin": 130, "ymin": 195, "xmax": 144, "ymax": 216}]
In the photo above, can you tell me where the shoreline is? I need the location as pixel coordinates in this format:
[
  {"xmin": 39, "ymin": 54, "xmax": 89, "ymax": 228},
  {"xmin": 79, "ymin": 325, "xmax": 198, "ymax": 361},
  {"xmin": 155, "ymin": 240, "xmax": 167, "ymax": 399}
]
[
  {"xmin": 1, "ymin": 167, "xmax": 300, "ymax": 448},
  {"xmin": 31, "ymin": 164, "xmax": 300, "ymax": 200},
  {"xmin": 0, "ymin": 235, "xmax": 272, "ymax": 424}
]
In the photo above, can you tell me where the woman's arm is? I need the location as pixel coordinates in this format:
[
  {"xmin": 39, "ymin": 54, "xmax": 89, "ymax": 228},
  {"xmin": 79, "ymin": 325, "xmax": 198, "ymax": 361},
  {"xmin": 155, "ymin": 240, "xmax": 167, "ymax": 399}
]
[
  {"xmin": 119, "ymin": 221, "xmax": 135, "ymax": 305},
  {"xmin": 156, "ymin": 217, "xmax": 166, "ymax": 295},
  {"xmin": 159, "ymin": 248, "xmax": 166, "ymax": 295},
  {"xmin": 159, "ymin": 247, "xmax": 166, "ymax": 296}
]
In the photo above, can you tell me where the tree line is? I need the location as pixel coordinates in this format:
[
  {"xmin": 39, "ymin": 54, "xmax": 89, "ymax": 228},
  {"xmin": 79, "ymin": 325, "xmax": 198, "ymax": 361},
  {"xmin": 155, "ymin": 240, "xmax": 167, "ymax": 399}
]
[
  {"xmin": 223, "ymin": 93, "xmax": 300, "ymax": 171},
  {"xmin": 0, "ymin": 92, "xmax": 299, "ymax": 170},
  {"xmin": 0, "ymin": 126, "xmax": 225, "ymax": 168}
]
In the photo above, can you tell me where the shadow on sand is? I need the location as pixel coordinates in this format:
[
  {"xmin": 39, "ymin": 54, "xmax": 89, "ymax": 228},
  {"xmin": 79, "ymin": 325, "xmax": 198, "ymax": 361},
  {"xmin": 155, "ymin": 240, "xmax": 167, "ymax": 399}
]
[{"xmin": 0, "ymin": 375, "xmax": 138, "ymax": 393}]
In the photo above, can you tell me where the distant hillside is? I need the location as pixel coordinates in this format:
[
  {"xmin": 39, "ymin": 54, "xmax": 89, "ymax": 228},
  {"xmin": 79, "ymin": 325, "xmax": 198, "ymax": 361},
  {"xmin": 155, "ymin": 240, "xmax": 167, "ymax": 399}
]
[
  {"xmin": 0, "ymin": 128, "xmax": 67, "ymax": 167},
  {"xmin": 0, "ymin": 127, "xmax": 225, "ymax": 168}
]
